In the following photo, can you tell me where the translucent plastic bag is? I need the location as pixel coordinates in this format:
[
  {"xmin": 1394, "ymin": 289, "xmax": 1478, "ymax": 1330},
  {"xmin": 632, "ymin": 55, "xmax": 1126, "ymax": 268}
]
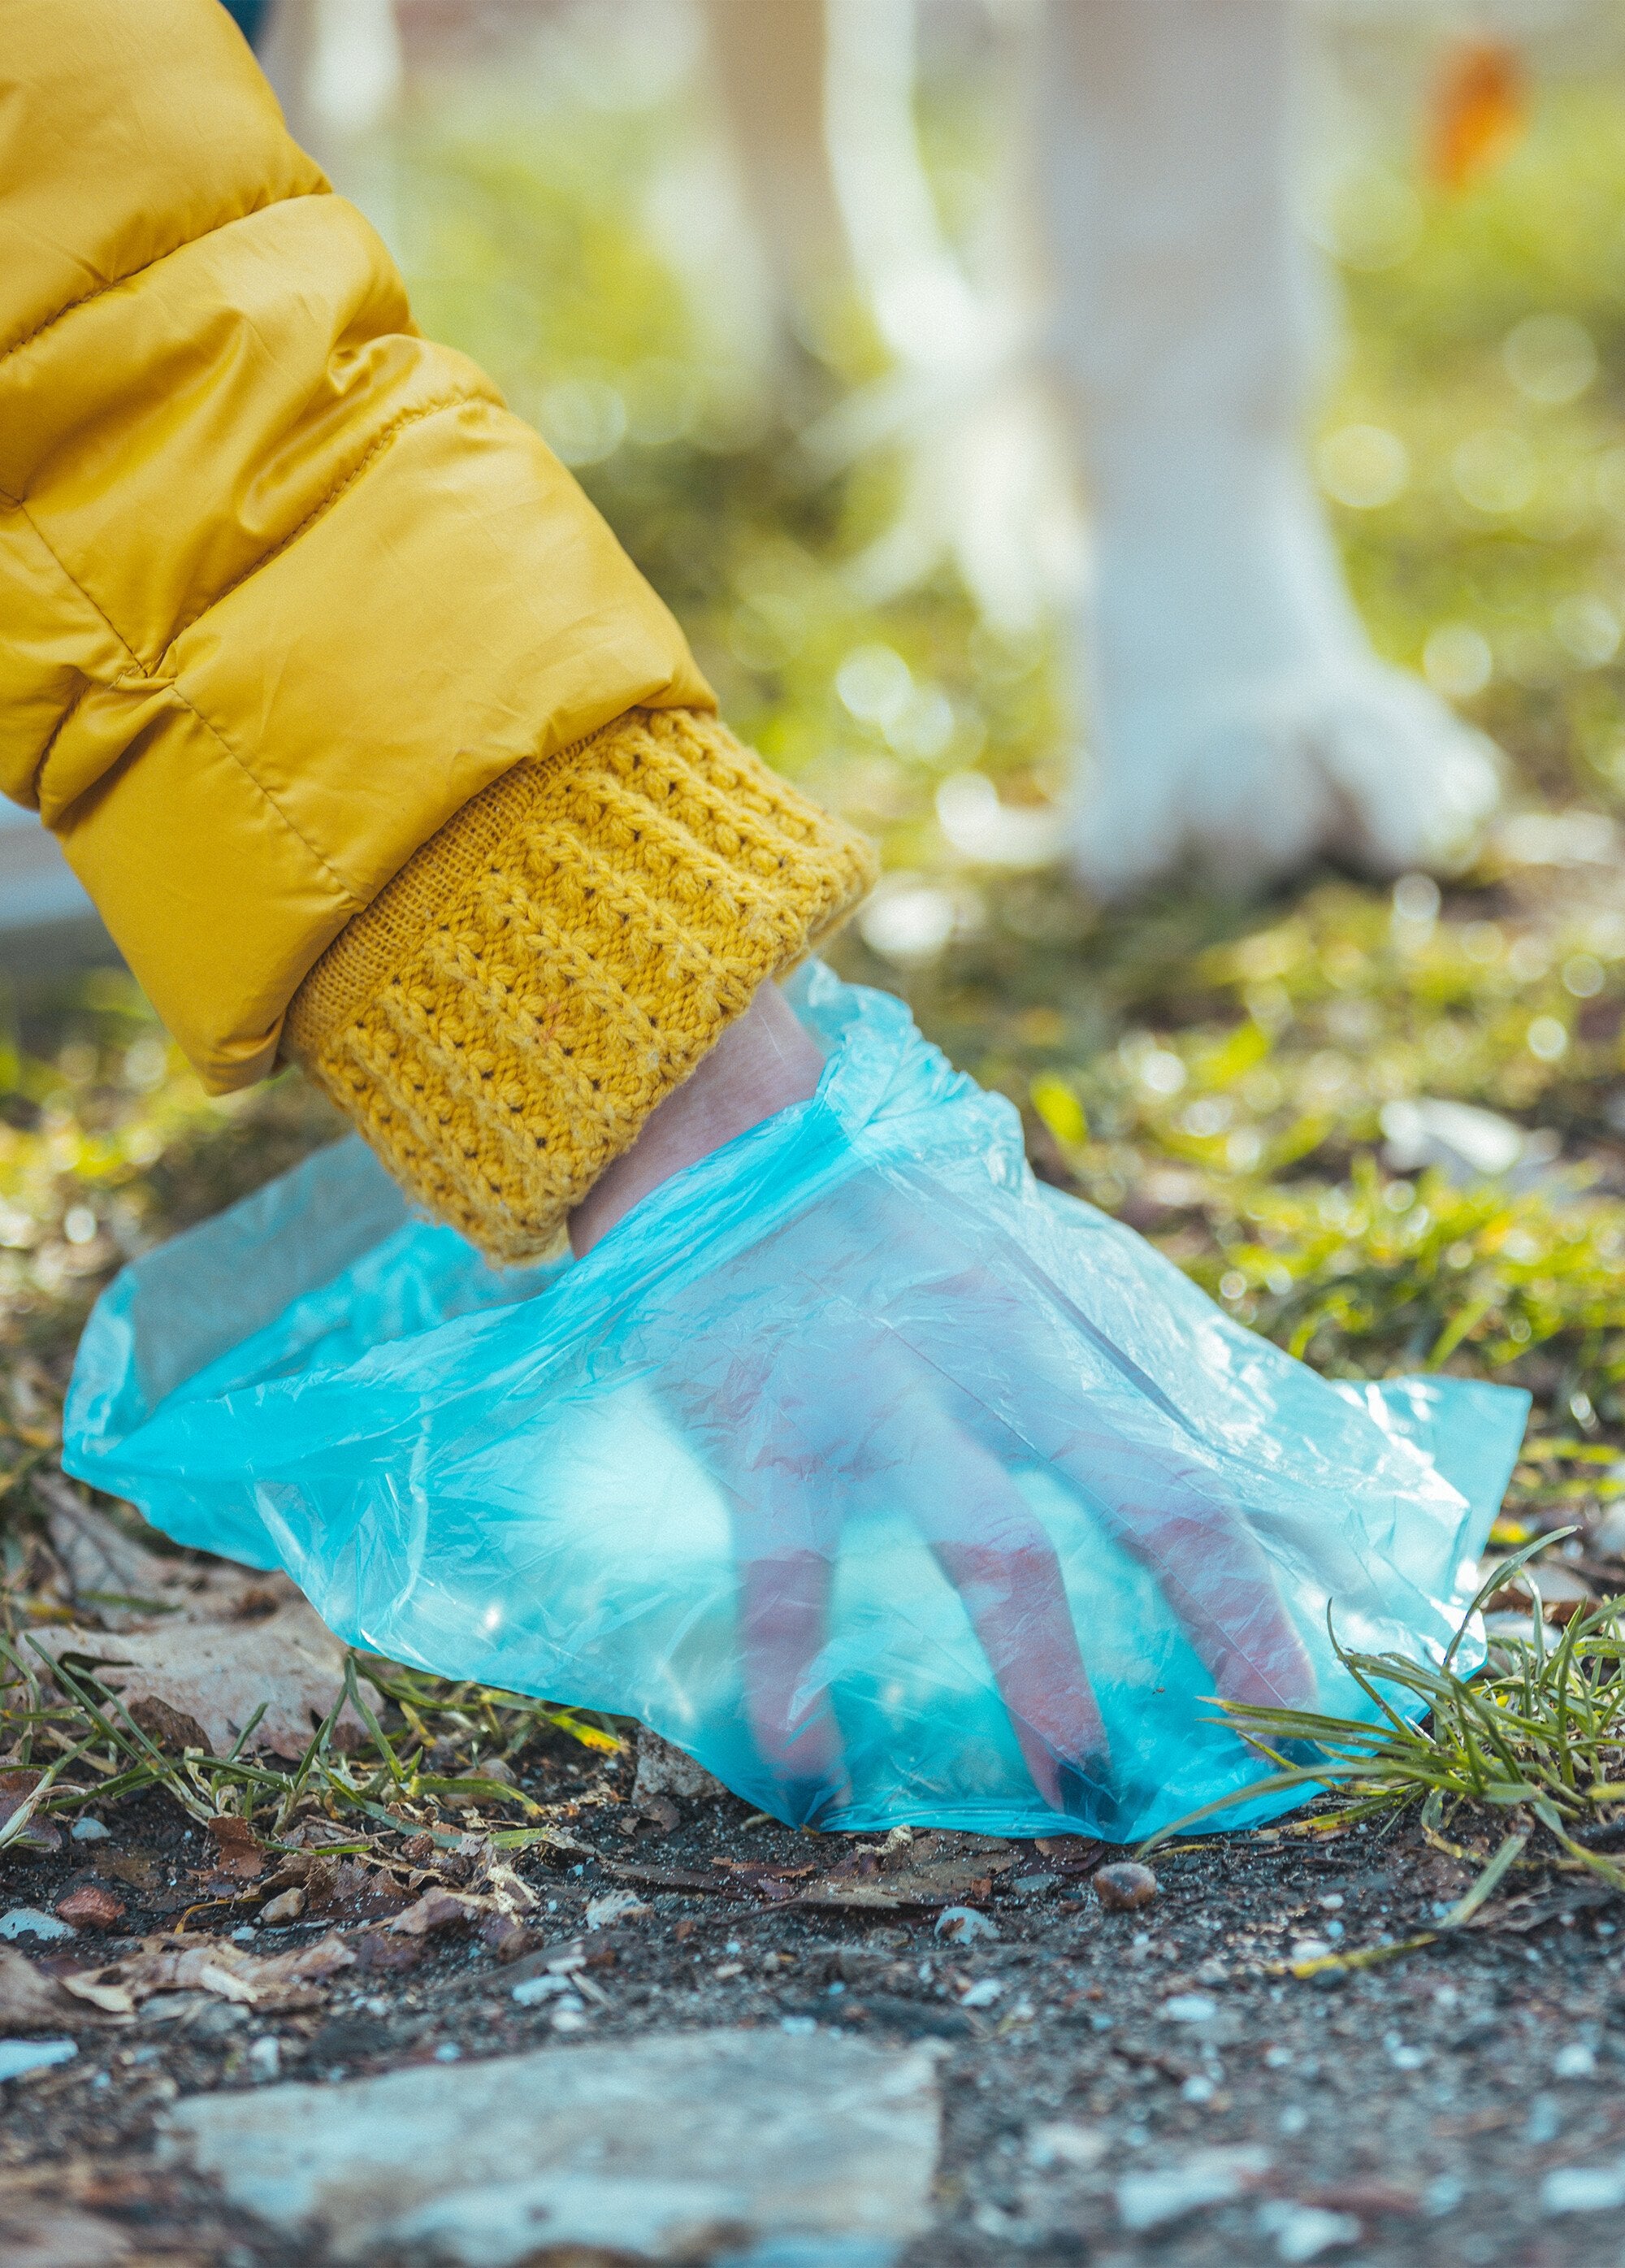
[{"xmin": 64, "ymin": 965, "xmax": 1528, "ymax": 1841}]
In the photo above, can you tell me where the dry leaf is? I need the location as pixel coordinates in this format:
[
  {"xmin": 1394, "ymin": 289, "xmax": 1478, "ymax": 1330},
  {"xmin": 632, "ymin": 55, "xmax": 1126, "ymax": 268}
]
[
  {"xmin": 58, "ymin": 1974, "xmax": 136, "ymax": 2017},
  {"xmin": 33, "ymin": 1602, "xmax": 370, "ymax": 1760},
  {"xmin": 72, "ymin": 1930, "xmax": 354, "ymax": 2013},
  {"xmin": 479, "ymin": 1913, "xmax": 533, "ymax": 1962},
  {"xmin": 204, "ymin": 1816, "xmax": 266, "ymax": 1882},
  {"xmin": 0, "ymin": 1945, "xmax": 98, "ymax": 2034},
  {"xmin": 353, "ymin": 1930, "xmax": 422, "ymax": 1975},
  {"xmin": 387, "ymin": 1889, "xmax": 490, "ymax": 1938},
  {"xmin": 41, "ymin": 1483, "xmax": 276, "ymax": 1630},
  {"xmin": 474, "ymin": 1850, "xmax": 539, "ymax": 1918},
  {"xmin": 30, "ymin": 1494, "xmax": 374, "ymax": 1758},
  {"xmin": 195, "ymin": 1964, "xmax": 258, "ymax": 2006},
  {"xmin": 0, "ymin": 1770, "xmax": 62, "ymax": 1854}
]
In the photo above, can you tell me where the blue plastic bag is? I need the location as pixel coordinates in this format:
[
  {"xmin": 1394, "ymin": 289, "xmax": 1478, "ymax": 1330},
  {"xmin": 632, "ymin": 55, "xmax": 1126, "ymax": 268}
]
[{"xmin": 63, "ymin": 965, "xmax": 1528, "ymax": 1841}]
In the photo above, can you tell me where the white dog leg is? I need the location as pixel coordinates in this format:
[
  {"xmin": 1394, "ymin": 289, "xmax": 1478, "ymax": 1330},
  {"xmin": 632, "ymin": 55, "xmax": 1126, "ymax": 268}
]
[{"xmin": 1042, "ymin": 0, "xmax": 1502, "ymax": 895}]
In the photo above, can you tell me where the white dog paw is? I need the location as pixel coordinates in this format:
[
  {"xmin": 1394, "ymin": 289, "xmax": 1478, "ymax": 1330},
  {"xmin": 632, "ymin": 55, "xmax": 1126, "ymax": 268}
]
[{"xmin": 1071, "ymin": 663, "xmax": 1503, "ymax": 898}]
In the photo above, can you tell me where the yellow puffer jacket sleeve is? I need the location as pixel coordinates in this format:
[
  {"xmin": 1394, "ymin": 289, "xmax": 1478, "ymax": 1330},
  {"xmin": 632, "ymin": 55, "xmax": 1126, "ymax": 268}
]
[{"xmin": 0, "ymin": 0, "xmax": 726, "ymax": 1091}]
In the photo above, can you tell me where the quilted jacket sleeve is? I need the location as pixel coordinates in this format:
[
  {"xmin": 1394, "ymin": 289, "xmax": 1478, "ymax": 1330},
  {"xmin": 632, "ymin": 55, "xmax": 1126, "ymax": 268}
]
[{"xmin": 0, "ymin": 0, "xmax": 715, "ymax": 1089}]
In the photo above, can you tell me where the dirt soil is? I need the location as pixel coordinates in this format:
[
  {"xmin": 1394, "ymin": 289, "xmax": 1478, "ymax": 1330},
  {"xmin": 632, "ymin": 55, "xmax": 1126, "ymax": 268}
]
[{"xmin": 5, "ymin": 1725, "xmax": 1624, "ymax": 2268}]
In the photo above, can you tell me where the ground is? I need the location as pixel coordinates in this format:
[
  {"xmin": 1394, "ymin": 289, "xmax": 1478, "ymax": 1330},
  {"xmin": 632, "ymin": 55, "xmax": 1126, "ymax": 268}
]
[
  {"xmin": 8, "ymin": 9, "xmax": 1625, "ymax": 2263},
  {"xmin": 8, "ymin": 1728, "xmax": 1625, "ymax": 2266}
]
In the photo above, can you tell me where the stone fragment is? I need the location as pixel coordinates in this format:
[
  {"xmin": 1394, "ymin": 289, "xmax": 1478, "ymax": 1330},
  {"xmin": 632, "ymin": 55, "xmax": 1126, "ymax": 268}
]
[
  {"xmin": 258, "ymin": 1888, "xmax": 306, "ymax": 1926},
  {"xmin": 1256, "ymin": 2199, "xmax": 1363, "ymax": 2261},
  {"xmin": 1026, "ymin": 2121, "xmax": 1107, "ymax": 2171},
  {"xmin": 1161, "ymin": 1993, "xmax": 1218, "ymax": 2025},
  {"xmin": 632, "ymin": 1727, "xmax": 728, "ymax": 1806},
  {"xmin": 0, "ymin": 2038, "xmax": 76, "ymax": 2082},
  {"xmin": 70, "ymin": 1817, "xmax": 110, "ymax": 1842},
  {"xmin": 1117, "ymin": 2148, "xmax": 1271, "ymax": 2233},
  {"xmin": 160, "ymin": 2029, "xmax": 941, "ymax": 2266},
  {"xmin": 511, "ymin": 1975, "xmax": 574, "ymax": 2009},
  {"xmin": 1542, "ymin": 2162, "xmax": 1625, "ymax": 2214},
  {"xmin": 934, "ymin": 1906, "xmax": 998, "ymax": 1944},
  {"xmin": 0, "ymin": 1908, "xmax": 74, "ymax": 1943},
  {"xmin": 1094, "ymin": 1863, "xmax": 1158, "ymax": 1912},
  {"xmin": 54, "ymin": 1884, "xmax": 125, "ymax": 1933}
]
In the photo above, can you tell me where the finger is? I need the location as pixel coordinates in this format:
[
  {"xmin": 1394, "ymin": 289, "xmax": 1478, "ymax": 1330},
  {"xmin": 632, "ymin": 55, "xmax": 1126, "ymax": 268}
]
[
  {"xmin": 660, "ymin": 1318, "xmax": 855, "ymax": 1822},
  {"xmin": 930, "ymin": 1522, "xmax": 1108, "ymax": 1811},
  {"xmin": 732, "ymin": 1539, "xmax": 848, "ymax": 1822},
  {"xmin": 880, "ymin": 1276, "xmax": 1318, "ymax": 1712},
  {"xmin": 878, "ymin": 1407, "xmax": 1110, "ymax": 1811},
  {"xmin": 1041, "ymin": 1422, "xmax": 1317, "ymax": 1708}
]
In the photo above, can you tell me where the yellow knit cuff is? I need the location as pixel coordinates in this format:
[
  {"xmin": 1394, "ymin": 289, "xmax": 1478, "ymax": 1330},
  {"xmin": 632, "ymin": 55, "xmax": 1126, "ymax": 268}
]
[{"xmin": 284, "ymin": 708, "xmax": 876, "ymax": 1263}]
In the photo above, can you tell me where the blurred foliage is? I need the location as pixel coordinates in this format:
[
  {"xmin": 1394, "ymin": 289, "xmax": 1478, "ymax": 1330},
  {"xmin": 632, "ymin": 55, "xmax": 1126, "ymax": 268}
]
[{"xmin": 7, "ymin": 20, "xmax": 1625, "ymax": 1567}]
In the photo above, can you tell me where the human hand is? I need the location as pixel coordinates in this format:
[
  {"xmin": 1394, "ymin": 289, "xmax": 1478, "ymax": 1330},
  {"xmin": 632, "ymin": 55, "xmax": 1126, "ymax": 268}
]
[
  {"xmin": 654, "ymin": 1174, "xmax": 1315, "ymax": 1823},
  {"xmin": 574, "ymin": 1008, "xmax": 1315, "ymax": 1824},
  {"xmin": 569, "ymin": 982, "xmax": 824, "ymax": 1259}
]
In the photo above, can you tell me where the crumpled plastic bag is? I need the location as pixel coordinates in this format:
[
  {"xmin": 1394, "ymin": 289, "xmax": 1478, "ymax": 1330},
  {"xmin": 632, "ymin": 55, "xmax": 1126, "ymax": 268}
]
[{"xmin": 63, "ymin": 964, "xmax": 1529, "ymax": 1841}]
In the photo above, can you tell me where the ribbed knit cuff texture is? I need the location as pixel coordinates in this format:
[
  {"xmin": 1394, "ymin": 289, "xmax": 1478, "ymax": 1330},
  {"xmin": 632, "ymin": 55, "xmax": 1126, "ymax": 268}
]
[{"xmin": 284, "ymin": 708, "xmax": 876, "ymax": 1263}]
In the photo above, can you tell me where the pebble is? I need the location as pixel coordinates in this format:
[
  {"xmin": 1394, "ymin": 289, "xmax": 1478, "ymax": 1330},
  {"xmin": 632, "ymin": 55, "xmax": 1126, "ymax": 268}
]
[
  {"xmin": 1026, "ymin": 2121, "xmax": 1107, "ymax": 2171},
  {"xmin": 1162, "ymin": 1993, "xmax": 1218, "ymax": 2025},
  {"xmin": 1541, "ymin": 2162, "xmax": 1625, "ymax": 2215},
  {"xmin": 583, "ymin": 1891, "xmax": 649, "ymax": 1931},
  {"xmin": 935, "ymin": 1906, "xmax": 999, "ymax": 1944},
  {"xmin": 1256, "ymin": 2199, "xmax": 1362, "ymax": 2262},
  {"xmin": 631, "ymin": 1726, "xmax": 728, "ymax": 1806},
  {"xmin": 1524, "ymin": 2094, "xmax": 1562, "ymax": 2147},
  {"xmin": 70, "ymin": 1817, "xmax": 110, "ymax": 1843},
  {"xmin": 0, "ymin": 1907, "xmax": 73, "ymax": 1942},
  {"xmin": 0, "ymin": 2039, "xmax": 77, "ymax": 2083},
  {"xmin": 1094, "ymin": 1863, "xmax": 1157, "ymax": 1913},
  {"xmin": 246, "ymin": 2037, "xmax": 281, "ymax": 2084},
  {"xmin": 1116, "ymin": 2146, "xmax": 1270, "ymax": 2233},
  {"xmin": 162, "ymin": 2030, "xmax": 942, "ymax": 2262},
  {"xmin": 54, "ymin": 1883, "xmax": 125, "ymax": 1933},
  {"xmin": 1553, "ymin": 2041, "xmax": 1597, "ymax": 2080},
  {"xmin": 512, "ymin": 1975, "xmax": 574, "ymax": 2008},
  {"xmin": 958, "ymin": 1979, "xmax": 1003, "ymax": 2009}
]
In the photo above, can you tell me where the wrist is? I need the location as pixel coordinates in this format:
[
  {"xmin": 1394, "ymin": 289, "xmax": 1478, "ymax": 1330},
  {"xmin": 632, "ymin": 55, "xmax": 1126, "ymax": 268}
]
[{"xmin": 567, "ymin": 982, "xmax": 823, "ymax": 1257}]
